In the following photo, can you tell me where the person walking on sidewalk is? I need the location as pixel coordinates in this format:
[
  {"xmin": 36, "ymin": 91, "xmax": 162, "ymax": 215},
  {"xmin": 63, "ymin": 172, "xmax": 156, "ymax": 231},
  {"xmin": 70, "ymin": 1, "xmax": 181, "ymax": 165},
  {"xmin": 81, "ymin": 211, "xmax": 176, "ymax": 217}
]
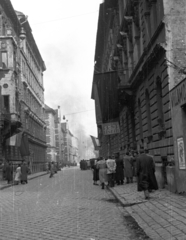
[
  {"xmin": 136, "ymin": 149, "xmax": 158, "ymax": 199},
  {"xmin": 106, "ymin": 156, "xmax": 116, "ymax": 187},
  {"xmin": 14, "ymin": 164, "xmax": 21, "ymax": 185},
  {"xmin": 96, "ymin": 157, "xmax": 108, "ymax": 189},
  {"xmin": 49, "ymin": 162, "xmax": 55, "ymax": 178},
  {"xmin": 115, "ymin": 152, "xmax": 124, "ymax": 185},
  {"xmin": 123, "ymin": 151, "xmax": 134, "ymax": 184}
]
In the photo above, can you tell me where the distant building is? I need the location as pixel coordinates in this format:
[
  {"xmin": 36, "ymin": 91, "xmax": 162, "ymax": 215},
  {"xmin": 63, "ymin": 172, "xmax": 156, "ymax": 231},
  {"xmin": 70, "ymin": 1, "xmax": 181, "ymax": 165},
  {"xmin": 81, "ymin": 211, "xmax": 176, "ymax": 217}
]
[
  {"xmin": 45, "ymin": 104, "xmax": 57, "ymax": 162},
  {"xmin": 61, "ymin": 122, "xmax": 78, "ymax": 165},
  {"xmin": 54, "ymin": 106, "xmax": 62, "ymax": 165}
]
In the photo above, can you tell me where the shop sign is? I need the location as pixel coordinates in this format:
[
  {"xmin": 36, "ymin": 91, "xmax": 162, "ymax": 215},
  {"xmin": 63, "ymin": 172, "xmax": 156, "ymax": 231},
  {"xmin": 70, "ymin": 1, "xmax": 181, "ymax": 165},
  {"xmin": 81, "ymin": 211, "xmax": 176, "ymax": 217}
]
[
  {"xmin": 177, "ymin": 137, "xmax": 186, "ymax": 170},
  {"xmin": 102, "ymin": 122, "xmax": 120, "ymax": 135},
  {"xmin": 170, "ymin": 79, "xmax": 186, "ymax": 108}
]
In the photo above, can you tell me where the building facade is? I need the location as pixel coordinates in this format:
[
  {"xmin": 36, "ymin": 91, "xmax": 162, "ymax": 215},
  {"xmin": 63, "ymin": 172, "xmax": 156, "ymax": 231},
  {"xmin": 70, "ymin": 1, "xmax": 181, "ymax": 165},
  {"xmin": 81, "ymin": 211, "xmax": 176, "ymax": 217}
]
[
  {"xmin": 54, "ymin": 106, "xmax": 62, "ymax": 165},
  {"xmin": 45, "ymin": 104, "xmax": 57, "ymax": 163},
  {"xmin": 0, "ymin": 0, "xmax": 47, "ymax": 173},
  {"xmin": 92, "ymin": 0, "xmax": 186, "ymax": 192},
  {"xmin": 61, "ymin": 122, "xmax": 79, "ymax": 165}
]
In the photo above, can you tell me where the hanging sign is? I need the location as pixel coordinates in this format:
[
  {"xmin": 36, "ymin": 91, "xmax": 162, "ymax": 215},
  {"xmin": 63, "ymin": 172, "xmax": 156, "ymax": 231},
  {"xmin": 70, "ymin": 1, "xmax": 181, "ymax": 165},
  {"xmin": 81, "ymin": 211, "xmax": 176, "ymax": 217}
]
[
  {"xmin": 177, "ymin": 137, "xmax": 186, "ymax": 169},
  {"xmin": 102, "ymin": 122, "xmax": 120, "ymax": 135}
]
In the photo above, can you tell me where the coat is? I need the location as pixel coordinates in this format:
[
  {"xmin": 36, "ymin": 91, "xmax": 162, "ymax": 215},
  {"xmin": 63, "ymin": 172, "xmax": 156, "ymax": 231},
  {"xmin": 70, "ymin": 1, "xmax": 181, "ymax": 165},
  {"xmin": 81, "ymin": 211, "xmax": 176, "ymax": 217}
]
[
  {"xmin": 115, "ymin": 158, "xmax": 124, "ymax": 182},
  {"xmin": 96, "ymin": 160, "xmax": 108, "ymax": 183},
  {"xmin": 92, "ymin": 164, "xmax": 99, "ymax": 181},
  {"xmin": 136, "ymin": 153, "xmax": 158, "ymax": 191},
  {"xmin": 21, "ymin": 164, "xmax": 29, "ymax": 181},
  {"xmin": 123, "ymin": 155, "xmax": 134, "ymax": 178},
  {"xmin": 6, "ymin": 164, "xmax": 13, "ymax": 182},
  {"xmin": 15, "ymin": 167, "xmax": 21, "ymax": 181}
]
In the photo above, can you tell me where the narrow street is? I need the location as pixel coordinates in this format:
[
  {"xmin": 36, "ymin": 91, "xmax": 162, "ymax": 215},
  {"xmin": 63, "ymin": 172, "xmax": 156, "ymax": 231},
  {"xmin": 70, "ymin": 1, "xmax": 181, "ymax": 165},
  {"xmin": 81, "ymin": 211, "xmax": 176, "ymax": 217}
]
[{"xmin": 0, "ymin": 168, "xmax": 149, "ymax": 240}]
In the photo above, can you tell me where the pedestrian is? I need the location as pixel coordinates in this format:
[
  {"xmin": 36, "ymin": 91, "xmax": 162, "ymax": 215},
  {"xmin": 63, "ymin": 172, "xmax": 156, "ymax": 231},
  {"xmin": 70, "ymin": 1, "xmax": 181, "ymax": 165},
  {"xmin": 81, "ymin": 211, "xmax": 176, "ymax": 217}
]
[
  {"xmin": 6, "ymin": 161, "xmax": 13, "ymax": 184},
  {"xmin": 54, "ymin": 162, "xmax": 57, "ymax": 173},
  {"xmin": 14, "ymin": 164, "xmax": 21, "ymax": 185},
  {"xmin": 48, "ymin": 162, "xmax": 51, "ymax": 173},
  {"xmin": 92, "ymin": 159, "xmax": 99, "ymax": 185},
  {"xmin": 106, "ymin": 156, "xmax": 116, "ymax": 187},
  {"xmin": 131, "ymin": 150, "xmax": 138, "ymax": 178},
  {"xmin": 21, "ymin": 161, "xmax": 29, "ymax": 184},
  {"xmin": 49, "ymin": 162, "xmax": 55, "ymax": 178},
  {"xmin": 136, "ymin": 148, "xmax": 158, "ymax": 199},
  {"xmin": 115, "ymin": 152, "xmax": 124, "ymax": 185},
  {"xmin": 96, "ymin": 157, "xmax": 108, "ymax": 189},
  {"xmin": 123, "ymin": 151, "xmax": 134, "ymax": 184},
  {"xmin": 2, "ymin": 162, "xmax": 6, "ymax": 180}
]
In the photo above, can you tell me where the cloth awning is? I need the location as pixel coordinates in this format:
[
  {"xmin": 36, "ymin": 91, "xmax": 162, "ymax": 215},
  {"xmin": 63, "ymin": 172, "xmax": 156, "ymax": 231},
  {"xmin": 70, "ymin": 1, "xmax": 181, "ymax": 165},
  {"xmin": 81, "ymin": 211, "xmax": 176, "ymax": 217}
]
[{"xmin": 92, "ymin": 71, "xmax": 119, "ymax": 123}]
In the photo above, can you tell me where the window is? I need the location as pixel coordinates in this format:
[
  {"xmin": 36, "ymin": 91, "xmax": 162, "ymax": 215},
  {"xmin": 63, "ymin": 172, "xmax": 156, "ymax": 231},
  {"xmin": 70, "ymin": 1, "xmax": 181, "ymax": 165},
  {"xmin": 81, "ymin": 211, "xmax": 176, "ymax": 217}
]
[
  {"xmin": 145, "ymin": 89, "xmax": 152, "ymax": 137},
  {"xmin": 126, "ymin": 112, "xmax": 130, "ymax": 143},
  {"xmin": 156, "ymin": 76, "xmax": 166, "ymax": 137},
  {"xmin": 3, "ymin": 95, "xmax": 9, "ymax": 113},
  {"xmin": 0, "ymin": 52, "xmax": 8, "ymax": 68},
  {"xmin": 2, "ymin": 24, "xmax": 5, "ymax": 36},
  {"xmin": 138, "ymin": 98, "xmax": 143, "ymax": 140}
]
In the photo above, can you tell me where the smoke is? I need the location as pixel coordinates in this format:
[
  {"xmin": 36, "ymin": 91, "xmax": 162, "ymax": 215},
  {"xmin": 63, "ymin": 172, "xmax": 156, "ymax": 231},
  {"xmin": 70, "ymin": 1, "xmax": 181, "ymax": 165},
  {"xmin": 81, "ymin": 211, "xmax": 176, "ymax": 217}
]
[{"xmin": 72, "ymin": 122, "xmax": 98, "ymax": 160}]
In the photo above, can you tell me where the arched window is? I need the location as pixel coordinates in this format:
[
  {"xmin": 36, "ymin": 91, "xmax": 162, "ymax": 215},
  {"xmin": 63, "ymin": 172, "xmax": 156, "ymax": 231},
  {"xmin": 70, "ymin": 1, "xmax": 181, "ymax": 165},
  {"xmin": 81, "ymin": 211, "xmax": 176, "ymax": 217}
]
[
  {"xmin": 145, "ymin": 89, "xmax": 152, "ymax": 137},
  {"xmin": 156, "ymin": 76, "xmax": 166, "ymax": 138},
  {"xmin": 138, "ymin": 98, "xmax": 143, "ymax": 140},
  {"xmin": 126, "ymin": 112, "xmax": 130, "ymax": 144},
  {"xmin": 156, "ymin": 77, "xmax": 164, "ymax": 127}
]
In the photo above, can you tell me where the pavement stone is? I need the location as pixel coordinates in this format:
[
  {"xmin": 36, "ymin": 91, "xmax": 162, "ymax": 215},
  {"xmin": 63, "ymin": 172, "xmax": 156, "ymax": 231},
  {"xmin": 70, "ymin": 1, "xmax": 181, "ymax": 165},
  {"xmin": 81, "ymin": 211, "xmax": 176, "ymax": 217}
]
[
  {"xmin": 0, "ymin": 168, "xmax": 146, "ymax": 240},
  {"xmin": 108, "ymin": 182, "xmax": 186, "ymax": 240}
]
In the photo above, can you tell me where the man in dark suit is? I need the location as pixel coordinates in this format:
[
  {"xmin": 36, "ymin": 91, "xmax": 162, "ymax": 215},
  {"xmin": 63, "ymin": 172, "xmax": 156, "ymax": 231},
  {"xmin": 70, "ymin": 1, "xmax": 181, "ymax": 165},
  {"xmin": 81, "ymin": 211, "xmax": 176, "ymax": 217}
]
[{"xmin": 136, "ymin": 149, "xmax": 158, "ymax": 199}]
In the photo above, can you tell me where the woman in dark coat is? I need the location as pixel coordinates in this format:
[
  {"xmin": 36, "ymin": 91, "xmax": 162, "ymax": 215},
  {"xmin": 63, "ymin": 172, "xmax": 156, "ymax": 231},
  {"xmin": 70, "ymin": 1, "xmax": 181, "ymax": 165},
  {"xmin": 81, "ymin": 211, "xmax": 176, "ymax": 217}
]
[
  {"xmin": 115, "ymin": 153, "xmax": 124, "ymax": 185},
  {"xmin": 6, "ymin": 162, "xmax": 13, "ymax": 184},
  {"xmin": 136, "ymin": 149, "xmax": 158, "ymax": 199},
  {"xmin": 21, "ymin": 162, "xmax": 29, "ymax": 184},
  {"xmin": 92, "ymin": 159, "xmax": 99, "ymax": 185}
]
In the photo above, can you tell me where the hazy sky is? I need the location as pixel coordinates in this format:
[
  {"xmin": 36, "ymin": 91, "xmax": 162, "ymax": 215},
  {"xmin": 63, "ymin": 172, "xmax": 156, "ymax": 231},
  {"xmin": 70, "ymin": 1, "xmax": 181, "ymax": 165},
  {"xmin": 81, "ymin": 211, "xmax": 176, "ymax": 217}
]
[{"xmin": 11, "ymin": 0, "xmax": 102, "ymax": 148}]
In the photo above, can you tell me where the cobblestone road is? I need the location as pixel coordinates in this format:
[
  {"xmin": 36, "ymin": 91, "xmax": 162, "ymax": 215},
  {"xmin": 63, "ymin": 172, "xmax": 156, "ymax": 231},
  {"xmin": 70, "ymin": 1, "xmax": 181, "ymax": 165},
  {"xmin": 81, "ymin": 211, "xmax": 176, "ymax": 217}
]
[{"xmin": 0, "ymin": 168, "xmax": 148, "ymax": 240}]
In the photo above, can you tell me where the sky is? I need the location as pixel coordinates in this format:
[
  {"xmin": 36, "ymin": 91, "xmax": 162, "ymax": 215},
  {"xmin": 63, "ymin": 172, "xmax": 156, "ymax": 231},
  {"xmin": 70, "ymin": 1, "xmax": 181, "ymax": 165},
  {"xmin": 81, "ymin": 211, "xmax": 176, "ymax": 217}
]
[{"xmin": 11, "ymin": 0, "xmax": 103, "ymax": 158}]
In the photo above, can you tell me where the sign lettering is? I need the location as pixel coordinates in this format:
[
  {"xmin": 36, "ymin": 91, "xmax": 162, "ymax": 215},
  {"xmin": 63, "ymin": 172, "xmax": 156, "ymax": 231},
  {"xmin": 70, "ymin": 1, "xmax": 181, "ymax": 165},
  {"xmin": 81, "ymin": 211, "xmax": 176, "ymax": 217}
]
[{"xmin": 102, "ymin": 122, "xmax": 120, "ymax": 135}]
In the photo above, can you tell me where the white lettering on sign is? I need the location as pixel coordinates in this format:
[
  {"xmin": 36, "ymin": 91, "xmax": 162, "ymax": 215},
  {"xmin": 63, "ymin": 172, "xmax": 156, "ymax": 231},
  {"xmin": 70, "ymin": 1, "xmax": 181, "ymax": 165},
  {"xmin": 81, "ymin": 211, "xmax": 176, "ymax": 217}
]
[{"xmin": 102, "ymin": 122, "xmax": 120, "ymax": 135}]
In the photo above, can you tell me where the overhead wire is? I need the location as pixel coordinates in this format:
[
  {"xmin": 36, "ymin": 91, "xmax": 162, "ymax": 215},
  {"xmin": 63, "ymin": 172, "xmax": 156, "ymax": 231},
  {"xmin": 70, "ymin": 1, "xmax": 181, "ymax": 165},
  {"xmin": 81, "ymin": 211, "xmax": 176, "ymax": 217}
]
[
  {"xmin": 63, "ymin": 109, "xmax": 94, "ymax": 116},
  {"xmin": 32, "ymin": 11, "xmax": 99, "ymax": 25}
]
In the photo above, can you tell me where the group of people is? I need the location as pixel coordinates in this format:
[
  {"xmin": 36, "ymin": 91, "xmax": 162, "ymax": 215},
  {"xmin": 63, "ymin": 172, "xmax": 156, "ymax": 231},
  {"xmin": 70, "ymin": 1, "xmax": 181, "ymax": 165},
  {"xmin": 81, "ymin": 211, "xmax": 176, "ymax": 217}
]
[
  {"xmin": 91, "ymin": 148, "xmax": 158, "ymax": 199},
  {"xmin": 3, "ymin": 161, "xmax": 30, "ymax": 185}
]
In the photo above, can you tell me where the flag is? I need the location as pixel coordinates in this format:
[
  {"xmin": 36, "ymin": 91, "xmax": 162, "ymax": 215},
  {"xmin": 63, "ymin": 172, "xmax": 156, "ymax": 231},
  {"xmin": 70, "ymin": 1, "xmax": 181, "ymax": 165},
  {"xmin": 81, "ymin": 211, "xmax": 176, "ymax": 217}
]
[
  {"xmin": 19, "ymin": 133, "xmax": 30, "ymax": 156},
  {"xmin": 6, "ymin": 132, "xmax": 22, "ymax": 146},
  {"xmin": 90, "ymin": 135, "xmax": 101, "ymax": 151},
  {"xmin": 92, "ymin": 71, "xmax": 119, "ymax": 123}
]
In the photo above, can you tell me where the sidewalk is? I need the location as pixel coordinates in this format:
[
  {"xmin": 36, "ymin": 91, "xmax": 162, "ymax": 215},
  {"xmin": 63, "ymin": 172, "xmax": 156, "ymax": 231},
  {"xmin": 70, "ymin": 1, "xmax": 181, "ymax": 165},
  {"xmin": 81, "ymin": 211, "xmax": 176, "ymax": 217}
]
[
  {"xmin": 0, "ymin": 171, "xmax": 48, "ymax": 190},
  {"xmin": 109, "ymin": 182, "xmax": 186, "ymax": 240}
]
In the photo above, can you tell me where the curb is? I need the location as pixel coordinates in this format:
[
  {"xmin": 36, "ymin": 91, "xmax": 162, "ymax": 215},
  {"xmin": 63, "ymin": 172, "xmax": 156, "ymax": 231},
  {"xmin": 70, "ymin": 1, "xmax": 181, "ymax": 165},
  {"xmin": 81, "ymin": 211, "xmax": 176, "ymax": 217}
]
[
  {"xmin": 0, "ymin": 172, "xmax": 48, "ymax": 190},
  {"xmin": 108, "ymin": 187, "xmax": 152, "ymax": 240}
]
